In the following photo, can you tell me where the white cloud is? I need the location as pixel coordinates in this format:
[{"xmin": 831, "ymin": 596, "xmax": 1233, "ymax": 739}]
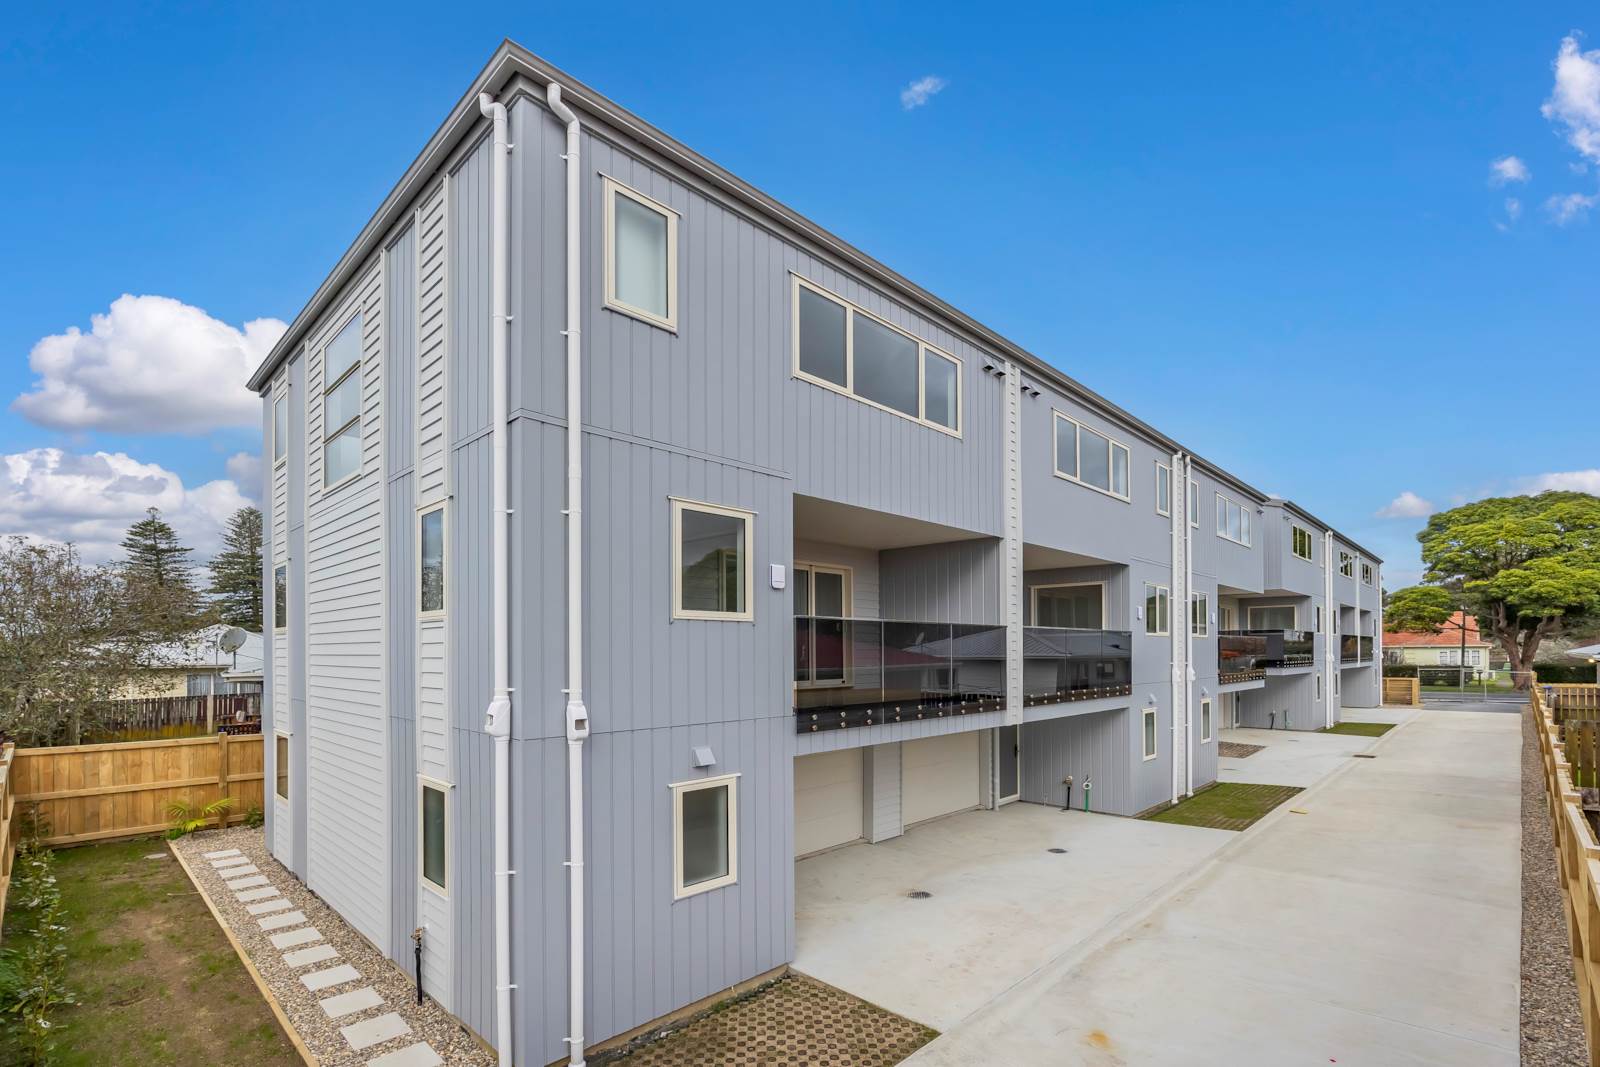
[
  {"xmin": 1545, "ymin": 190, "xmax": 1599, "ymax": 224},
  {"xmin": 1505, "ymin": 197, "xmax": 1523, "ymax": 221},
  {"xmin": 1489, "ymin": 155, "xmax": 1530, "ymax": 184},
  {"xmin": 13, "ymin": 295, "xmax": 285, "ymax": 434},
  {"xmin": 900, "ymin": 75, "xmax": 948, "ymax": 110},
  {"xmin": 1544, "ymin": 34, "xmax": 1600, "ymax": 162},
  {"xmin": 0, "ymin": 447, "xmax": 249, "ymax": 563},
  {"xmin": 1375, "ymin": 491, "xmax": 1434, "ymax": 519},
  {"xmin": 225, "ymin": 452, "xmax": 263, "ymax": 503},
  {"xmin": 1517, "ymin": 469, "xmax": 1600, "ymax": 495}
]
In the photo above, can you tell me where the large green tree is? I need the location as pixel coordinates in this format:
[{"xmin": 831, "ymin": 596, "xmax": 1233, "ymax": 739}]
[
  {"xmin": 1393, "ymin": 491, "xmax": 1600, "ymax": 687},
  {"xmin": 208, "ymin": 506, "xmax": 263, "ymax": 628},
  {"xmin": 120, "ymin": 507, "xmax": 203, "ymax": 635}
]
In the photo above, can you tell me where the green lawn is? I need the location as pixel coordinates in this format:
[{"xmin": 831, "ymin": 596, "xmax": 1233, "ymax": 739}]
[
  {"xmin": 1319, "ymin": 721, "xmax": 1394, "ymax": 737},
  {"xmin": 1143, "ymin": 782, "xmax": 1304, "ymax": 831},
  {"xmin": 0, "ymin": 838, "xmax": 300, "ymax": 1067}
]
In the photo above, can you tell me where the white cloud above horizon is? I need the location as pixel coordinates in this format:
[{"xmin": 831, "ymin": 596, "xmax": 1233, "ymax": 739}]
[
  {"xmin": 1545, "ymin": 35, "xmax": 1600, "ymax": 162},
  {"xmin": 13, "ymin": 294, "xmax": 284, "ymax": 434},
  {"xmin": 900, "ymin": 75, "xmax": 947, "ymax": 110},
  {"xmin": 1489, "ymin": 155, "xmax": 1530, "ymax": 185},
  {"xmin": 1546, "ymin": 190, "xmax": 1599, "ymax": 224},
  {"xmin": 1376, "ymin": 491, "xmax": 1434, "ymax": 519},
  {"xmin": 225, "ymin": 452, "xmax": 263, "ymax": 503},
  {"xmin": 1516, "ymin": 469, "xmax": 1600, "ymax": 495},
  {"xmin": 0, "ymin": 447, "xmax": 250, "ymax": 564}
]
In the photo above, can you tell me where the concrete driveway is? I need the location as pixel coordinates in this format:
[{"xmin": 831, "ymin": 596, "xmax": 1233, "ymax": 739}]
[
  {"xmin": 1218, "ymin": 708, "xmax": 1415, "ymax": 787},
  {"xmin": 907, "ymin": 709, "xmax": 1521, "ymax": 1066}
]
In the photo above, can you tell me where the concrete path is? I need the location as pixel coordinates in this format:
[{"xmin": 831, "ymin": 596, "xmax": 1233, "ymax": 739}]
[
  {"xmin": 908, "ymin": 709, "xmax": 1521, "ymax": 1066},
  {"xmin": 1217, "ymin": 714, "xmax": 1414, "ymax": 788}
]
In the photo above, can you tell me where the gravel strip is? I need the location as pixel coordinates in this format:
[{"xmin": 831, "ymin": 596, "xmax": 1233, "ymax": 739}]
[
  {"xmin": 173, "ymin": 826, "xmax": 493, "ymax": 1066},
  {"xmin": 1522, "ymin": 704, "xmax": 1588, "ymax": 1066}
]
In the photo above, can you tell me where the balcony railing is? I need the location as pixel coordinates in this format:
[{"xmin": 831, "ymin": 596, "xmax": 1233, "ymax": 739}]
[
  {"xmin": 793, "ymin": 617, "xmax": 1132, "ymax": 732},
  {"xmin": 1217, "ymin": 633, "xmax": 1268, "ymax": 684},
  {"xmin": 1340, "ymin": 635, "xmax": 1375, "ymax": 664},
  {"xmin": 1218, "ymin": 629, "xmax": 1315, "ymax": 671}
]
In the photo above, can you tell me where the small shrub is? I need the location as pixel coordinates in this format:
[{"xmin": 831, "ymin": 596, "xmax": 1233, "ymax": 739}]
[
  {"xmin": 165, "ymin": 796, "xmax": 232, "ymax": 839},
  {"xmin": 1382, "ymin": 664, "xmax": 1418, "ymax": 678},
  {"xmin": 0, "ymin": 842, "xmax": 74, "ymax": 1065},
  {"xmin": 1536, "ymin": 662, "xmax": 1598, "ymax": 684},
  {"xmin": 242, "ymin": 804, "xmax": 264, "ymax": 829}
]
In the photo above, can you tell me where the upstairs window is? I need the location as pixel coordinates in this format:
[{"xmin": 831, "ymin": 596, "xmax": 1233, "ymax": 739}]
[
  {"xmin": 273, "ymin": 565, "xmax": 287, "ymax": 630},
  {"xmin": 1054, "ymin": 413, "xmax": 1130, "ymax": 500},
  {"xmin": 322, "ymin": 314, "xmax": 363, "ymax": 487},
  {"xmin": 604, "ymin": 177, "xmax": 678, "ymax": 330},
  {"xmin": 1188, "ymin": 479, "xmax": 1200, "ymax": 528},
  {"xmin": 273, "ymin": 393, "xmax": 288, "ymax": 465},
  {"xmin": 1291, "ymin": 524, "xmax": 1313, "ymax": 561},
  {"xmin": 672, "ymin": 499, "xmax": 754, "ymax": 621},
  {"xmin": 792, "ymin": 278, "xmax": 961, "ymax": 434},
  {"xmin": 1216, "ymin": 494, "xmax": 1251, "ymax": 546},
  {"xmin": 419, "ymin": 507, "xmax": 445, "ymax": 615},
  {"xmin": 1144, "ymin": 583, "xmax": 1169, "ymax": 635},
  {"xmin": 1361, "ymin": 562, "xmax": 1374, "ymax": 586},
  {"xmin": 1155, "ymin": 463, "xmax": 1171, "ymax": 516},
  {"xmin": 1191, "ymin": 592, "xmax": 1209, "ymax": 637},
  {"xmin": 1339, "ymin": 551, "xmax": 1354, "ymax": 578}
]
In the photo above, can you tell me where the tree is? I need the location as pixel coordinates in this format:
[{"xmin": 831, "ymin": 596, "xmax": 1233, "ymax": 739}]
[
  {"xmin": 1407, "ymin": 491, "xmax": 1600, "ymax": 688},
  {"xmin": 1384, "ymin": 585, "xmax": 1457, "ymax": 633},
  {"xmin": 208, "ymin": 506, "xmax": 263, "ymax": 628},
  {"xmin": 120, "ymin": 507, "xmax": 202, "ymax": 635}
]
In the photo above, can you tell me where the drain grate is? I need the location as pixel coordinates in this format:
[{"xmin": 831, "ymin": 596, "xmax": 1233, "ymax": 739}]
[
  {"xmin": 906, "ymin": 890, "xmax": 932, "ymax": 899},
  {"xmin": 1047, "ymin": 847, "xmax": 1068, "ymax": 854}
]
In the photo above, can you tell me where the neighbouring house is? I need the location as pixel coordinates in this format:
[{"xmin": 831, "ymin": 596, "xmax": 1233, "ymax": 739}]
[
  {"xmin": 248, "ymin": 41, "xmax": 1384, "ymax": 1064},
  {"xmin": 119, "ymin": 624, "xmax": 265, "ymax": 698},
  {"xmin": 1384, "ymin": 612, "xmax": 1493, "ymax": 677}
]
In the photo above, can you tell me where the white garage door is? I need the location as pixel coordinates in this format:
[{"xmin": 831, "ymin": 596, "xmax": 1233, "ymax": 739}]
[
  {"xmin": 795, "ymin": 749, "xmax": 863, "ymax": 857},
  {"xmin": 902, "ymin": 732, "xmax": 981, "ymax": 827}
]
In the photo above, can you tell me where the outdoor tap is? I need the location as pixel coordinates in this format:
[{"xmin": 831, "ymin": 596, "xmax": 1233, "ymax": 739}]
[
  {"xmin": 1062, "ymin": 775, "xmax": 1073, "ymax": 812},
  {"xmin": 412, "ymin": 926, "xmax": 425, "ymax": 1006}
]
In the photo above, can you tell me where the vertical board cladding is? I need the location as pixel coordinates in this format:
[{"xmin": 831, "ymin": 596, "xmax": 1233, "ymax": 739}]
[
  {"xmin": 453, "ymin": 728, "xmax": 495, "ymax": 1044},
  {"xmin": 302, "ymin": 262, "xmax": 389, "ymax": 948},
  {"xmin": 1189, "ymin": 468, "xmax": 1265, "ymax": 595},
  {"xmin": 878, "ymin": 539, "xmax": 1003, "ymax": 624},
  {"xmin": 792, "ymin": 539, "xmax": 880, "ymax": 620},
  {"xmin": 1130, "ymin": 687, "xmax": 1174, "ymax": 814},
  {"xmin": 862, "ymin": 743, "xmax": 903, "ymax": 842},
  {"xmin": 1018, "ymin": 709, "xmax": 1133, "ymax": 815},
  {"xmin": 1192, "ymin": 684, "xmax": 1219, "ymax": 789},
  {"xmin": 1237, "ymin": 673, "xmax": 1319, "ymax": 731},
  {"xmin": 1270, "ymin": 507, "xmax": 1326, "ymax": 596},
  {"xmin": 451, "ymin": 134, "xmax": 492, "ymax": 443}
]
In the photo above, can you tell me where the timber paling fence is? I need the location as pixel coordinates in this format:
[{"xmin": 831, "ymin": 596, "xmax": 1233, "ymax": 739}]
[
  {"xmin": 1534, "ymin": 682, "xmax": 1600, "ymax": 1067},
  {"xmin": 89, "ymin": 693, "xmax": 261, "ymax": 740}
]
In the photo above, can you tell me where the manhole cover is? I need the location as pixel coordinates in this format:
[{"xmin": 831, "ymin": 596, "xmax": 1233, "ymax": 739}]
[
  {"xmin": 1047, "ymin": 847, "xmax": 1068, "ymax": 854},
  {"xmin": 907, "ymin": 890, "xmax": 932, "ymax": 899}
]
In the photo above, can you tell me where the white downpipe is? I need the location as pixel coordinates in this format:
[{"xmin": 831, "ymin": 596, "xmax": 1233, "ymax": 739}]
[
  {"xmin": 1183, "ymin": 455, "xmax": 1194, "ymax": 797},
  {"xmin": 546, "ymin": 81, "xmax": 591, "ymax": 1067},
  {"xmin": 1169, "ymin": 450, "xmax": 1186, "ymax": 805},
  {"xmin": 1323, "ymin": 530, "xmax": 1336, "ymax": 729},
  {"xmin": 476, "ymin": 91, "xmax": 515, "ymax": 1067}
]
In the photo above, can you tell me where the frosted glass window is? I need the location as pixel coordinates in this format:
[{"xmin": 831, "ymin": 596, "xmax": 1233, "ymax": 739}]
[
  {"xmin": 323, "ymin": 316, "xmax": 362, "ymax": 384},
  {"xmin": 613, "ymin": 192, "xmax": 670, "ymax": 319},
  {"xmin": 924, "ymin": 350, "xmax": 958, "ymax": 429},
  {"xmin": 674, "ymin": 776, "xmax": 738, "ymax": 897},
  {"xmin": 322, "ymin": 313, "xmax": 363, "ymax": 487},
  {"xmin": 1143, "ymin": 707, "xmax": 1157, "ymax": 759},
  {"xmin": 324, "ymin": 423, "xmax": 361, "ymax": 485},
  {"xmin": 852, "ymin": 314, "xmax": 919, "ymax": 416},
  {"xmin": 420, "ymin": 508, "xmax": 444, "ymax": 614},
  {"xmin": 421, "ymin": 783, "xmax": 447, "ymax": 891},
  {"xmin": 797, "ymin": 288, "xmax": 847, "ymax": 386},
  {"xmin": 325, "ymin": 374, "xmax": 359, "ymax": 438}
]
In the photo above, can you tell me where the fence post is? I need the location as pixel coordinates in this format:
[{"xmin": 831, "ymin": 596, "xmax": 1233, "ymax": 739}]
[
  {"xmin": 216, "ymin": 729, "xmax": 230, "ymax": 826},
  {"xmin": 205, "ymin": 693, "xmax": 215, "ymax": 734}
]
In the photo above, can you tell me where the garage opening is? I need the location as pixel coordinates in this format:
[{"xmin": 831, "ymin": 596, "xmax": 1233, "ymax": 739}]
[{"xmin": 795, "ymin": 749, "xmax": 863, "ymax": 857}]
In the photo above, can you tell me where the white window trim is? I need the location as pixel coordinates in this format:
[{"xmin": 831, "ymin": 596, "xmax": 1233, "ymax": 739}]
[
  {"xmin": 272, "ymin": 393, "xmax": 288, "ymax": 468},
  {"xmin": 417, "ymin": 503, "xmax": 448, "ymax": 620},
  {"xmin": 790, "ymin": 275, "xmax": 963, "ymax": 437},
  {"xmin": 1155, "ymin": 461, "xmax": 1171, "ymax": 517},
  {"xmin": 321, "ymin": 312, "xmax": 364, "ymax": 492},
  {"xmin": 418, "ymin": 774, "xmax": 451, "ymax": 898},
  {"xmin": 794, "ymin": 561, "xmax": 853, "ymax": 689},
  {"xmin": 1188, "ymin": 479, "xmax": 1200, "ymax": 528},
  {"xmin": 1247, "ymin": 604, "xmax": 1297, "ymax": 630},
  {"xmin": 1191, "ymin": 591, "xmax": 1210, "ymax": 638},
  {"xmin": 1361, "ymin": 563, "xmax": 1374, "ymax": 586},
  {"xmin": 273, "ymin": 564, "xmax": 288, "ymax": 632},
  {"xmin": 1030, "ymin": 581, "xmax": 1109, "ymax": 629},
  {"xmin": 1291, "ymin": 523, "xmax": 1313, "ymax": 562},
  {"xmin": 670, "ymin": 772, "xmax": 740, "ymax": 900},
  {"xmin": 670, "ymin": 497, "xmax": 756, "ymax": 622},
  {"xmin": 1052, "ymin": 410, "xmax": 1132, "ymax": 502},
  {"xmin": 1142, "ymin": 706, "xmax": 1158, "ymax": 761},
  {"xmin": 1339, "ymin": 551, "xmax": 1355, "ymax": 578},
  {"xmin": 1215, "ymin": 492, "xmax": 1252, "ymax": 546},
  {"xmin": 1200, "ymin": 698, "xmax": 1213, "ymax": 743},
  {"xmin": 603, "ymin": 176, "xmax": 679, "ymax": 332},
  {"xmin": 1144, "ymin": 583, "xmax": 1170, "ymax": 636},
  {"xmin": 274, "ymin": 730, "xmax": 291, "ymax": 801}
]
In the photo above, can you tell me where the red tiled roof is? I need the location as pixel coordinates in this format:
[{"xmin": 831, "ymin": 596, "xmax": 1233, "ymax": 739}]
[{"xmin": 1385, "ymin": 611, "xmax": 1487, "ymax": 647}]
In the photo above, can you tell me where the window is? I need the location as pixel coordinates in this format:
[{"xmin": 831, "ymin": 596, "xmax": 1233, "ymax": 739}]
[
  {"xmin": 1191, "ymin": 592, "xmax": 1209, "ymax": 637},
  {"xmin": 1291, "ymin": 524, "xmax": 1313, "ymax": 561},
  {"xmin": 322, "ymin": 314, "xmax": 363, "ymax": 486},
  {"xmin": 604, "ymin": 177, "xmax": 678, "ymax": 330},
  {"xmin": 1033, "ymin": 583, "xmax": 1105, "ymax": 629},
  {"xmin": 420, "ymin": 779, "xmax": 448, "ymax": 893},
  {"xmin": 1142, "ymin": 706, "xmax": 1158, "ymax": 760},
  {"xmin": 1216, "ymin": 494, "xmax": 1251, "ymax": 546},
  {"xmin": 794, "ymin": 564, "xmax": 851, "ymax": 687},
  {"xmin": 273, "ymin": 394, "xmax": 288, "ymax": 465},
  {"xmin": 1315, "ymin": 605, "xmax": 1323, "ymax": 633},
  {"xmin": 273, "ymin": 565, "xmax": 287, "ymax": 630},
  {"xmin": 1248, "ymin": 605, "xmax": 1296, "ymax": 630},
  {"xmin": 1339, "ymin": 551, "xmax": 1354, "ymax": 578},
  {"xmin": 1361, "ymin": 563, "xmax": 1374, "ymax": 586},
  {"xmin": 1466, "ymin": 649, "xmax": 1482, "ymax": 666},
  {"xmin": 1053, "ymin": 413, "xmax": 1131, "ymax": 500},
  {"xmin": 419, "ymin": 507, "xmax": 445, "ymax": 615},
  {"xmin": 275, "ymin": 733, "xmax": 289, "ymax": 800},
  {"xmin": 792, "ymin": 277, "xmax": 961, "ymax": 434},
  {"xmin": 1316, "ymin": 673, "xmax": 1323, "ymax": 700},
  {"xmin": 672, "ymin": 774, "xmax": 738, "ymax": 899},
  {"xmin": 1188, "ymin": 480, "xmax": 1199, "ymax": 528},
  {"xmin": 1201, "ymin": 698, "xmax": 1212, "ymax": 743},
  {"xmin": 1144, "ymin": 583, "xmax": 1169, "ymax": 635},
  {"xmin": 672, "ymin": 499, "xmax": 754, "ymax": 621},
  {"xmin": 1155, "ymin": 462, "xmax": 1171, "ymax": 516},
  {"xmin": 1439, "ymin": 649, "xmax": 1459, "ymax": 666}
]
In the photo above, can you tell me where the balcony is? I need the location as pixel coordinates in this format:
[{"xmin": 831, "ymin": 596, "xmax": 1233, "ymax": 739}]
[
  {"xmin": 1340, "ymin": 635, "xmax": 1375, "ymax": 664},
  {"xmin": 1218, "ymin": 629, "xmax": 1315, "ymax": 672},
  {"xmin": 793, "ymin": 618, "xmax": 1132, "ymax": 733}
]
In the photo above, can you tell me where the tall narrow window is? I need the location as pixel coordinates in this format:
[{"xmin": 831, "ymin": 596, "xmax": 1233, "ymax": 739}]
[
  {"xmin": 672, "ymin": 774, "xmax": 738, "ymax": 898},
  {"xmin": 1291, "ymin": 524, "xmax": 1313, "ymax": 561},
  {"xmin": 923, "ymin": 349, "xmax": 959, "ymax": 430},
  {"xmin": 1339, "ymin": 551, "xmax": 1354, "ymax": 578},
  {"xmin": 273, "ymin": 565, "xmax": 287, "ymax": 630},
  {"xmin": 1191, "ymin": 592, "xmax": 1209, "ymax": 637},
  {"xmin": 1053, "ymin": 413, "xmax": 1132, "ymax": 500},
  {"xmin": 672, "ymin": 499, "xmax": 754, "ymax": 621},
  {"xmin": 273, "ymin": 394, "xmax": 288, "ymax": 464},
  {"xmin": 322, "ymin": 314, "xmax": 363, "ymax": 486},
  {"xmin": 420, "ymin": 779, "xmax": 448, "ymax": 893},
  {"xmin": 1144, "ymin": 583, "xmax": 1169, "ymax": 635},
  {"xmin": 1361, "ymin": 563, "xmax": 1374, "ymax": 586},
  {"xmin": 1155, "ymin": 463, "xmax": 1171, "ymax": 516},
  {"xmin": 1142, "ymin": 706, "xmax": 1158, "ymax": 760},
  {"xmin": 275, "ymin": 732, "xmax": 289, "ymax": 800},
  {"xmin": 1188, "ymin": 479, "xmax": 1199, "ymax": 528},
  {"xmin": 419, "ymin": 507, "xmax": 445, "ymax": 615},
  {"xmin": 604, "ymin": 178, "xmax": 678, "ymax": 329},
  {"xmin": 1201, "ymin": 698, "xmax": 1213, "ymax": 743}
]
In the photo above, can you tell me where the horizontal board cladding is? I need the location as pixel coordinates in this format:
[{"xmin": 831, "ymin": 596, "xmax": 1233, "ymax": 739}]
[
  {"xmin": 418, "ymin": 620, "xmax": 448, "ymax": 780},
  {"xmin": 450, "ymin": 132, "xmax": 491, "ymax": 443},
  {"xmin": 386, "ymin": 221, "xmax": 417, "ymax": 474},
  {"xmin": 417, "ymin": 182, "xmax": 449, "ymax": 508},
  {"xmin": 505, "ymin": 96, "xmax": 1003, "ymax": 538}
]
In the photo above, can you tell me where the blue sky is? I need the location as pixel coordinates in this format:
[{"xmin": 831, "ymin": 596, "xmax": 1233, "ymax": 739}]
[{"xmin": 2, "ymin": 2, "xmax": 1597, "ymax": 578}]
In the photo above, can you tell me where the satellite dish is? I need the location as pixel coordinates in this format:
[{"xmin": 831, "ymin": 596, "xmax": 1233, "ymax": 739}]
[{"xmin": 218, "ymin": 627, "xmax": 249, "ymax": 653}]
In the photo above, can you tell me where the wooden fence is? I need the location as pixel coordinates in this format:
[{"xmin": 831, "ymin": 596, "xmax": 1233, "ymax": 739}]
[
  {"xmin": 1382, "ymin": 676, "xmax": 1420, "ymax": 706},
  {"xmin": 1533, "ymin": 683, "xmax": 1600, "ymax": 1067},
  {"xmin": 1546, "ymin": 683, "xmax": 1600, "ymax": 720},
  {"xmin": 87, "ymin": 693, "xmax": 261, "ymax": 741},
  {"xmin": 0, "ymin": 744, "xmax": 15, "ymax": 936},
  {"xmin": 9, "ymin": 733, "xmax": 264, "ymax": 847}
]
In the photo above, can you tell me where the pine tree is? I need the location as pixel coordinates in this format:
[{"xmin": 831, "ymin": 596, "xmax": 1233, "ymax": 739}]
[
  {"xmin": 120, "ymin": 507, "xmax": 201, "ymax": 635},
  {"xmin": 208, "ymin": 506, "xmax": 263, "ymax": 628}
]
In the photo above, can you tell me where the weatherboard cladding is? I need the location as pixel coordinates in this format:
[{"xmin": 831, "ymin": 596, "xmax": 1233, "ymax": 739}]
[
  {"xmin": 1019, "ymin": 710, "xmax": 1134, "ymax": 816},
  {"xmin": 287, "ymin": 353, "xmax": 310, "ymax": 878}
]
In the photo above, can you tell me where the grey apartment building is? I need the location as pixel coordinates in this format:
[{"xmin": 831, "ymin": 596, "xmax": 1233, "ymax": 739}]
[{"xmin": 249, "ymin": 41, "xmax": 1383, "ymax": 1066}]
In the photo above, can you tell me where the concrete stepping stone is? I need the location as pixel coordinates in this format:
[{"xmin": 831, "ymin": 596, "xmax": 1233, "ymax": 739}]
[
  {"xmin": 283, "ymin": 944, "xmax": 339, "ymax": 968},
  {"xmin": 258, "ymin": 910, "xmax": 308, "ymax": 932},
  {"xmin": 302, "ymin": 964, "xmax": 362, "ymax": 991},
  {"xmin": 369, "ymin": 1043, "xmax": 443, "ymax": 1067},
  {"xmin": 203, "ymin": 848, "xmax": 242, "ymax": 858},
  {"xmin": 247, "ymin": 897, "xmax": 294, "ymax": 916},
  {"xmin": 342, "ymin": 1012, "xmax": 409, "ymax": 1051},
  {"xmin": 321, "ymin": 986, "xmax": 383, "ymax": 1019},
  {"xmin": 226, "ymin": 874, "xmax": 270, "ymax": 890},
  {"xmin": 236, "ymin": 886, "xmax": 281, "ymax": 902},
  {"xmin": 270, "ymin": 926, "xmax": 323, "ymax": 950},
  {"xmin": 213, "ymin": 857, "xmax": 253, "ymax": 869},
  {"xmin": 217, "ymin": 863, "xmax": 259, "ymax": 877}
]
